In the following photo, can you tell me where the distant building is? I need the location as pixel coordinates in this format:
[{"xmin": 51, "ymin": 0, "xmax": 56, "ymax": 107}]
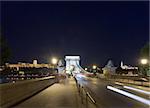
[
  {"xmin": 65, "ymin": 56, "xmax": 81, "ymax": 75},
  {"xmin": 5, "ymin": 60, "xmax": 54, "ymax": 69},
  {"xmin": 116, "ymin": 61, "xmax": 138, "ymax": 76},
  {"xmin": 102, "ymin": 60, "xmax": 117, "ymax": 75},
  {"xmin": 57, "ymin": 59, "xmax": 65, "ymax": 73},
  {"xmin": 120, "ymin": 61, "xmax": 138, "ymax": 70}
]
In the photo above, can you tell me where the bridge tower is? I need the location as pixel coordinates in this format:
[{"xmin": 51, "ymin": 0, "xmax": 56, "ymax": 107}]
[{"xmin": 65, "ymin": 56, "xmax": 81, "ymax": 75}]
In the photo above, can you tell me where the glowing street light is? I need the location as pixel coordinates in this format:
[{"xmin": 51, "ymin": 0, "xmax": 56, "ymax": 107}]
[
  {"xmin": 85, "ymin": 68, "xmax": 87, "ymax": 71},
  {"xmin": 51, "ymin": 58, "xmax": 58, "ymax": 65},
  {"xmin": 93, "ymin": 65, "xmax": 97, "ymax": 69},
  {"xmin": 141, "ymin": 59, "xmax": 148, "ymax": 65}
]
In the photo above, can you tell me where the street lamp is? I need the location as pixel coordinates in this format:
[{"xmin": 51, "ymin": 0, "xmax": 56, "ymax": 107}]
[
  {"xmin": 93, "ymin": 65, "xmax": 97, "ymax": 69},
  {"xmin": 51, "ymin": 58, "xmax": 58, "ymax": 65},
  {"xmin": 51, "ymin": 58, "xmax": 58, "ymax": 74},
  {"xmin": 85, "ymin": 68, "xmax": 87, "ymax": 71},
  {"xmin": 140, "ymin": 58, "xmax": 148, "ymax": 76},
  {"xmin": 140, "ymin": 59, "xmax": 148, "ymax": 65}
]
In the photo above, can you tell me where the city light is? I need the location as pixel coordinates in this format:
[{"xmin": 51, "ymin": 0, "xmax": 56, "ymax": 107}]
[
  {"xmin": 140, "ymin": 59, "xmax": 148, "ymax": 65},
  {"xmin": 85, "ymin": 68, "xmax": 87, "ymax": 71},
  {"xmin": 33, "ymin": 60, "xmax": 38, "ymax": 65},
  {"xmin": 93, "ymin": 65, "xmax": 97, "ymax": 69},
  {"xmin": 51, "ymin": 58, "xmax": 58, "ymax": 65}
]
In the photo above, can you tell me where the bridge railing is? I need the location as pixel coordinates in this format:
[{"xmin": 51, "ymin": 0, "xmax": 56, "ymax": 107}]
[
  {"xmin": 74, "ymin": 77, "xmax": 97, "ymax": 108},
  {"xmin": 0, "ymin": 76, "xmax": 56, "ymax": 108},
  {"xmin": 96, "ymin": 73, "xmax": 150, "ymax": 87}
]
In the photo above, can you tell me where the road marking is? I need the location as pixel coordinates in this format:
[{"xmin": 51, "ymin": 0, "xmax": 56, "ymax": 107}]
[
  {"xmin": 86, "ymin": 92, "xmax": 96, "ymax": 104},
  {"xmin": 123, "ymin": 86, "xmax": 150, "ymax": 95},
  {"xmin": 107, "ymin": 86, "xmax": 150, "ymax": 106}
]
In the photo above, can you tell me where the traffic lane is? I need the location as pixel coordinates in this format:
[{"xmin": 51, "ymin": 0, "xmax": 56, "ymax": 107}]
[
  {"xmin": 77, "ymin": 78, "xmax": 149, "ymax": 108},
  {"xmin": 91, "ymin": 79, "xmax": 149, "ymax": 108}
]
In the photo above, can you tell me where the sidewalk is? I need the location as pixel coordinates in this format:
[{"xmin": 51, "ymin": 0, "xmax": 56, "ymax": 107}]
[
  {"xmin": 14, "ymin": 77, "xmax": 83, "ymax": 108},
  {"xmin": 51, "ymin": 77, "xmax": 81, "ymax": 108},
  {"xmin": 48, "ymin": 77, "xmax": 95, "ymax": 108}
]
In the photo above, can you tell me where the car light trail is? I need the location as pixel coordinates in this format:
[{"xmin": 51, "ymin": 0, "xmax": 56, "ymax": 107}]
[
  {"xmin": 115, "ymin": 82, "xmax": 124, "ymax": 86},
  {"xmin": 107, "ymin": 86, "xmax": 150, "ymax": 106},
  {"xmin": 123, "ymin": 86, "xmax": 150, "ymax": 95},
  {"xmin": 76, "ymin": 74, "xmax": 86, "ymax": 78}
]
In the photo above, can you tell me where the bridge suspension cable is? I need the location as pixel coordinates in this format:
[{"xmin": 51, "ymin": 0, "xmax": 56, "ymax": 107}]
[{"xmin": 75, "ymin": 61, "xmax": 89, "ymax": 73}]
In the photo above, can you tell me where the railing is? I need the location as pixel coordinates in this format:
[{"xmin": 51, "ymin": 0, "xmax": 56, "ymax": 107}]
[
  {"xmin": 74, "ymin": 77, "xmax": 97, "ymax": 108},
  {"xmin": 96, "ymin": 73, "xmax": 150, "ymax": 87},
  {"xmin": 0, "ymin": 76, "xmax": 56, "ymax": 108}
]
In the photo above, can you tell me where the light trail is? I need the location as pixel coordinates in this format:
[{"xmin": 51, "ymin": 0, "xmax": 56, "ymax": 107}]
[
  {"xmin": 115, "ymin": 82, "xmax": 124, "ymax": 86},
  {"xmin": 123, "ymin": 86, "xmax": 150, "ymax": 95},
  {"xmin": 107, "ymin": 86, "xmax": 150, "ymax": 106}
]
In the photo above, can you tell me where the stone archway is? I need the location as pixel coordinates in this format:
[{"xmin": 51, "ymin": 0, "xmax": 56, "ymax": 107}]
[{"xmin": 65, "ymin": 56, "xmax": 81, "ymax": 75}]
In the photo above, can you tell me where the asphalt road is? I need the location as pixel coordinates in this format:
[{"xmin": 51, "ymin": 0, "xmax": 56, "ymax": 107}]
[
  {"xmin": 76, "ymin": 77, "xmax": 149, "ymax": 108},
  {"xmin": 12, "ymin": 76, "xmax": 149, "ymax": 108}
]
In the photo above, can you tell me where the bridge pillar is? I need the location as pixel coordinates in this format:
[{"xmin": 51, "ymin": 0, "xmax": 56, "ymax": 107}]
[{"xmin": 65, "ymin": 56, "xmax": 80, "ymax": 75}]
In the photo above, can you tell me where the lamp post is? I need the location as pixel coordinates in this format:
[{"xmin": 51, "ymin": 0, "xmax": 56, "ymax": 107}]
[
  {"xmin": 51, "ymin": 57, "xmax": 58, "ymax": 72},
  {"xmin": 51, "ymin": 57, "xmax": 59, "ymax": 82},
  {"xmin": 84, "ymin": 68, "xmax": 87, "ymax": 71},
  {"xmin": 92, "ymin": 65, "xmax": 97, "ymax": 75},
  {"xmin": 140, "ymin": 58, "xmax": 148, "ymax": 76},
  {"xmin": 92, "ymin": 65, "xmax": 97, "ymax": 70},
  {"xmin": 141, "ymin": 59, "xmax": 148, "ymax": 65},
  {"xmin": 51, "ymin": 58, "xmax": 58, "ymax": 65}
]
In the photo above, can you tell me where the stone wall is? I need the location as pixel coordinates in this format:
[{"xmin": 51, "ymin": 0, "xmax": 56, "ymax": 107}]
[{"xmin": 0, "ymin": 76, "xmax": 56, "ymax": 108}]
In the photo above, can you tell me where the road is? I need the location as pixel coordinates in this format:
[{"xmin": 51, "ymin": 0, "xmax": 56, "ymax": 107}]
[
  {"xmin": 76, "ymin": 77, "xmax": 149, "ymax": 108},
  {"xmin": 12, "ymin": 76, "xmax": 149, "ymax": 108}
]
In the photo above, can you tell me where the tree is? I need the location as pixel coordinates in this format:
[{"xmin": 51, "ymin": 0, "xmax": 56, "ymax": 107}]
[
  {"xmin": 0, "ymin": 32, "xmax": 11, "ymax": 65},
  {"xmin": 139, "ymin": 43, "xmax": 149, "ymax": 76},
  {"xmin": 140, "ymin": 43, "xmax": 149, "ymax": 58}
]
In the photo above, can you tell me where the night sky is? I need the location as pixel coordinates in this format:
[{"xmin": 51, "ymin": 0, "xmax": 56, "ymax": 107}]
[{"xmin": 1, "ymin": 1, "xmax": 149, "ymax": 67}]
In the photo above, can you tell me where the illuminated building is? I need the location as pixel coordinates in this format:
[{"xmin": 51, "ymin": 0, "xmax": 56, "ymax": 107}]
[{"xmin": 5, "ymin": 60, "xmax": 54, "ymax": 69}]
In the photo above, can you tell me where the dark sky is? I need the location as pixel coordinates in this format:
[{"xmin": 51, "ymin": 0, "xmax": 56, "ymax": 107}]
[{"xmin": 1, "ymin": 1, "xmax": 149, "ymax": 67}]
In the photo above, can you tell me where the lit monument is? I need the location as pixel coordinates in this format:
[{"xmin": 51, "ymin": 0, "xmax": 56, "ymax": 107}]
[
  {"xmin": 57, "ymin": 59, "xmax": 65, "ymax": 73},
  {"xmin": 102, "ymin": 60, "xmax": 117, "ymax": 75},
  {"xmin": 65, "ymin": 56, "xmax": 81, "ymax": 75}
]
